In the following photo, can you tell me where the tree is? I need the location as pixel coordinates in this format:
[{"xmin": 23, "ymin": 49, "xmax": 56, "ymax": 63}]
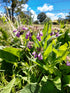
[
  {"xmin": 66, "ymin": 12, "xmax": 70, "ymax": 21},
  {"xmin": 2, "ymin": 0, "xmax": 28, "ymax": 22},
  {"xmin": 37, "ymin": 12, "xmax": 47, "ymax": 23},
  {"xmin": 33, "ymin": 20, "xmax": 39, "ymax": 24}
]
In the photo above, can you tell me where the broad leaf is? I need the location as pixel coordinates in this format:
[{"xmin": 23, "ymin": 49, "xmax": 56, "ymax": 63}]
[{"xmin": 1, "ymin": 77, "xmax": 16, "ymax": 93}]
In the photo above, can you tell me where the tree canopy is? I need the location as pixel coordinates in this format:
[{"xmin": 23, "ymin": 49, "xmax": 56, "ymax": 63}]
[{"xmin": 2, "ymin": 0, "xmax": 28, "ymax": 22}]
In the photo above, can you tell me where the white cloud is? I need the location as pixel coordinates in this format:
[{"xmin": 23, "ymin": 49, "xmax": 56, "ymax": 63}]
[
  {"xmin": 46, "ymin": 12, "xmax": 68, "ymax": 21},
  {"xmin": 37, "ymin": 4, "xmax": 53, "ymax": 12},
  {"xmin": 30, "ymin": 10, "xmax": 37, "ymax": 21},
  {"xmin": 29, "ymin": 7, "xmax": 31, "ymax": 10},
  {"xmin": 46, "ymin": 13, "xmax": 58, "ymax": 20},
  {"xmin": 57, "ymin": 13, "xmax": 68, "ymax": 19},
  {"xmin": 21, "ymin": 4, "xmax": 28, "ymax": 11}
]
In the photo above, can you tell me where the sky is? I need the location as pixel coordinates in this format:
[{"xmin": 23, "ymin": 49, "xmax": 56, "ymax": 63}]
[{"xmin": 0, "ymin": 0, "xmax": 70, "ymax": 21}]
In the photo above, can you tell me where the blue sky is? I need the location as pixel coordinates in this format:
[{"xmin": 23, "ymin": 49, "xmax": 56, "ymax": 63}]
[{"xmin": 0, "ymin": 0, "xmax": 70, "ymax": 21}]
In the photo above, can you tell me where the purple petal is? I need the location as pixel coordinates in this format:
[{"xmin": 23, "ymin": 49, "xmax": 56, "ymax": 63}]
[
  {"xmin": 66, "ymin": 61, "xmax": 70, "ymax": 66},
  {"xmin": 39, "ymin": 55, "xmax": 43, "ymax": 60},
  {"xmin": 38, "ymin": 53, "xmax": 41, "ymax": 58},
  {"xmin": 23, "ymin": 27, "xmax": 28, "ymax": 30},
  {"xmin": 27, "ymin": 41, "xmax": 33, "ymax": 49},
  {"xmin": 50, "ymin": 32, "xmax": 54, "ymax": 36},
  {"xmin": 29, "ymin": 36, "xmax": 32, "ymax": 40},
  {"xmin": 38, "ymin": 53, "xmax": 43, "ymax": 60},
  {"xmin": 16, "ymin": 32, "xmax": 20, "ymax": 37},
  {"xmin": 29, "ymin": 34, "xmax": 32, "ymax": 40},
  {"xmin": 40, "ymin": 31, "xmax": 43, "ymax": 36},
  {"xmin": 32, "ymin": 51, "xmax": 36, "ymax": 55},
  {"xmin": 37, "ymin": 33, "xmax": 39, "ymax": 39},
  {"xmin": 56, "ymin": 32, "xmax": 59, "ymax": 37},
  {"xmin": 13, "ymin": 29, "xmax": 17, "ymax": 33},
  {"xmin": 26, "ymin": 35, "xmax": 28, "ymax": 39},
  {"xmin": 28, "ymin": 46, "xmax": 32, "ymax": 49},
  {"xmin": 34, "ymin": 53, "xmax": 38, "ymax": 58},
  {"xmin": 38, "ymin": 37, "xmax": 41, "ymax": 41},
  {"xmin": 26, "ymin": 31, "xmax": 30, "ymax": 36}
]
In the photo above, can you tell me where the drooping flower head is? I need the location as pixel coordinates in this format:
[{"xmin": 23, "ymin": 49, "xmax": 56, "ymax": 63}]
[
  {"xmin": 16, "ymin": 32, "xmax": 20, "ymax": 37},
  {"xmin": 26, "ymin": 31, "xmax": 33, "ymax": 40},
  {"xmin": 37, "ymin": 31, "xmax": 43, "ymax": 41},
  {"xmin": 13, "ymin": 29, "xmax": 17, "ymax": 33},
  {"xmin": 66, "ymin": 61, "xmax": 70, "ymax": 66},
  {"xmin": 38, "ymin": 53, "xmax": 43, "ymax": 60},
  {"xmin": 32, "ymin": 51, "xmax": 43, "ymax": 60},
  {"xmin": 56, "ymin": 32, "xmax": 59, "ymax": 37},
  {"xmin": 27, "ymin": 41, "xmax": 33, "ymax": 49},
  {"xmin": 22, "ymin": 27, "xmax": 28, "ymax": 31},
  {"xmin": 50, "ymin": 32, "xmax": 54, "ymax": 36}
]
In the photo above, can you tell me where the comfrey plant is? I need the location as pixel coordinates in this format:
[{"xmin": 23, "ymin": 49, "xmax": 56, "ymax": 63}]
[
  {"xmin": 13, "ymin": 26, "xmax": 28, "ymax": 37},
  {"xmin": 0, "ymin": 21, "xmax": 70, "ymax": 93},
  {"xmin": 13, "ymin": 25, "xmax": 43, "ymax": 60},
  {"xmin": 66, "ymin": 56, "xmax": 70, "ymax": 66},
  {"xmin": 50, "ymin": 27, "xmax": 60, "ymax": 37}
]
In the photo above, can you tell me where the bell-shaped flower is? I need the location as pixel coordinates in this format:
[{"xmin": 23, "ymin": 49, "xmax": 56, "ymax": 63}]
[
  {"xmin": 38, "ymin": 53, "xmax": 43, "ymax": 60},
  {"xmin": 50, "ymin": 32, "xmax": 54, "ymax": 36},
  {"xmin": 66, "ymin": 61, "xmax": 70, "ymax": 66},
  {"xmin": 16, "ymin": 32, "xmax": 20, "ymax": 37},
  {"xmin": 56, "ymin": 32, "xmax": 59, "ymax": 37},
  {"xmin": 27, "ymin": 41, "xmax": 33, "ymax": 49}
]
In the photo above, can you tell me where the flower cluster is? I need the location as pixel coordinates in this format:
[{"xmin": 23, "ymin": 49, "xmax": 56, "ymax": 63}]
[
  {"xmin": 37, "ymin": 31, "xmax": 43, "ymax": 41},
  {"xmin": 32, "ymin": 52, "xmax": 43, "ymax": 60},
  {"xmin": 26, "ymin": 31, "xmax": 33, "ymax": 40},
  {"xmin": 27, "ymin": 41, "xmax": 33, "ymax": 49},
  {"xmin": 50, "ymin": 27, "xmax": 60, "ymax": 37},
  {"xmin": 13, "ymin": 25, "xmax": 43, "ymax": 60},
  {"xmin": 66, "ymin": 61, "xmax": 70, "ymax": 66},
  {"xmin": 32, "ymin": 47, "xmax": 43, "ymax": 60},
  {"xmin": 13, "ymin": 26, "xmax": 28, "ymax": 37}
]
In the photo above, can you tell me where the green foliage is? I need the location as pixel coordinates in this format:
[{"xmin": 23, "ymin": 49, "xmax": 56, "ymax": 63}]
[
  {"xmin": 0, "ymin": 21, "xmax": 70, "ymax": 93},
  {"xmin": 1, "ymin": 77, "xmax": 16, "ymax": 93}
]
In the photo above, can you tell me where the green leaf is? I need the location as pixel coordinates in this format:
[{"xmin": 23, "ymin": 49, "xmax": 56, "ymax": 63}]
[
  {"xmin": 63, "ymin": 75, "xmax": 70, "ymax": 87},
  {"xmin": 40, "ymin": 76, "xmax": 61, "ymax": 93},
  {"xmin": 17, "ymin": 76, "xmax": 61, "ymax": 93},
  {"xmin": 17, "ymin": 83, "xmax": 40, "ymax": 93},
  {"xmin": 53, "ymin": 76, "xmax": 61, "ymax": 90},
  {"xmin": 44, "ymin": 42, "xmax": 52, "ymax": 60},
  {"xmin": 3, "ymin": 47, "xmax": 21, "ymax": 57},
  {"xmin": 58, "ymin": 43, "xmax": 68, "ymax": 50},
  {"xmin": 0, "ymin": 49, "xmax": 18, "ymax": 63},
  {"xmin": 1, "ymin": 77, "xmax": 16, "ymax": 93}
]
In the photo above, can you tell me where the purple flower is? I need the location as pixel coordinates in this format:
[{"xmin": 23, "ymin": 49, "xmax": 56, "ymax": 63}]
[
  {"xmin": 32, "ymin": 51, "xmax": 38, "ymax": 58},
  {"xmin": 23, "ymin": 27, "xmax": 28, "ymax": 30},
  {"xmin": 37, "ymin": 31, "xmax": 43, "ymax": 41},
  {"xmin": 26, "ymin": 31, "xmax": 32, "ymax": 40},
  {"xmin": 37, "ymin": 33, "xmax": 41, "ymax": 41},
  {"xmin": 50, "ymin": 32, "xmax": 54, "ymax": 36},
  {"xmin": 38, "ymin": 53, "xmax": 43, "ymax": 60},
  {"xmin": 32, "ymin": 51, "xmax": 36, "ymax": 55},
  {"xmin": 16, "ymin": 32, "xmax": 20, "ymax": 37},
  {"xmin": 40, "ymin": 31, "xmax": 43, "ymax": 36},
  {"xmin": 27, "ymin": 41, "xmax": 33, "ymax": 49},
  {"xmin": 29, "ymin": 34, "xmax": 32, "ymax": 40},
  {"xmin": 56, "ymin": 32, "xmax": 59, "ymax": 37},
  {"xmin": 66, "ymin": 61, "xmax": 70, "ymax": 66},
  {"xmin": 13, "ymin": 29, "xmax": 17, "ymax": 33},
  {"xmin": 34, "ymin": 53, "xmax": 38, "ymax": 58},
  {"xmin": 26, "ymin": 31, "xmax": 30, "ymax": 39}
]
